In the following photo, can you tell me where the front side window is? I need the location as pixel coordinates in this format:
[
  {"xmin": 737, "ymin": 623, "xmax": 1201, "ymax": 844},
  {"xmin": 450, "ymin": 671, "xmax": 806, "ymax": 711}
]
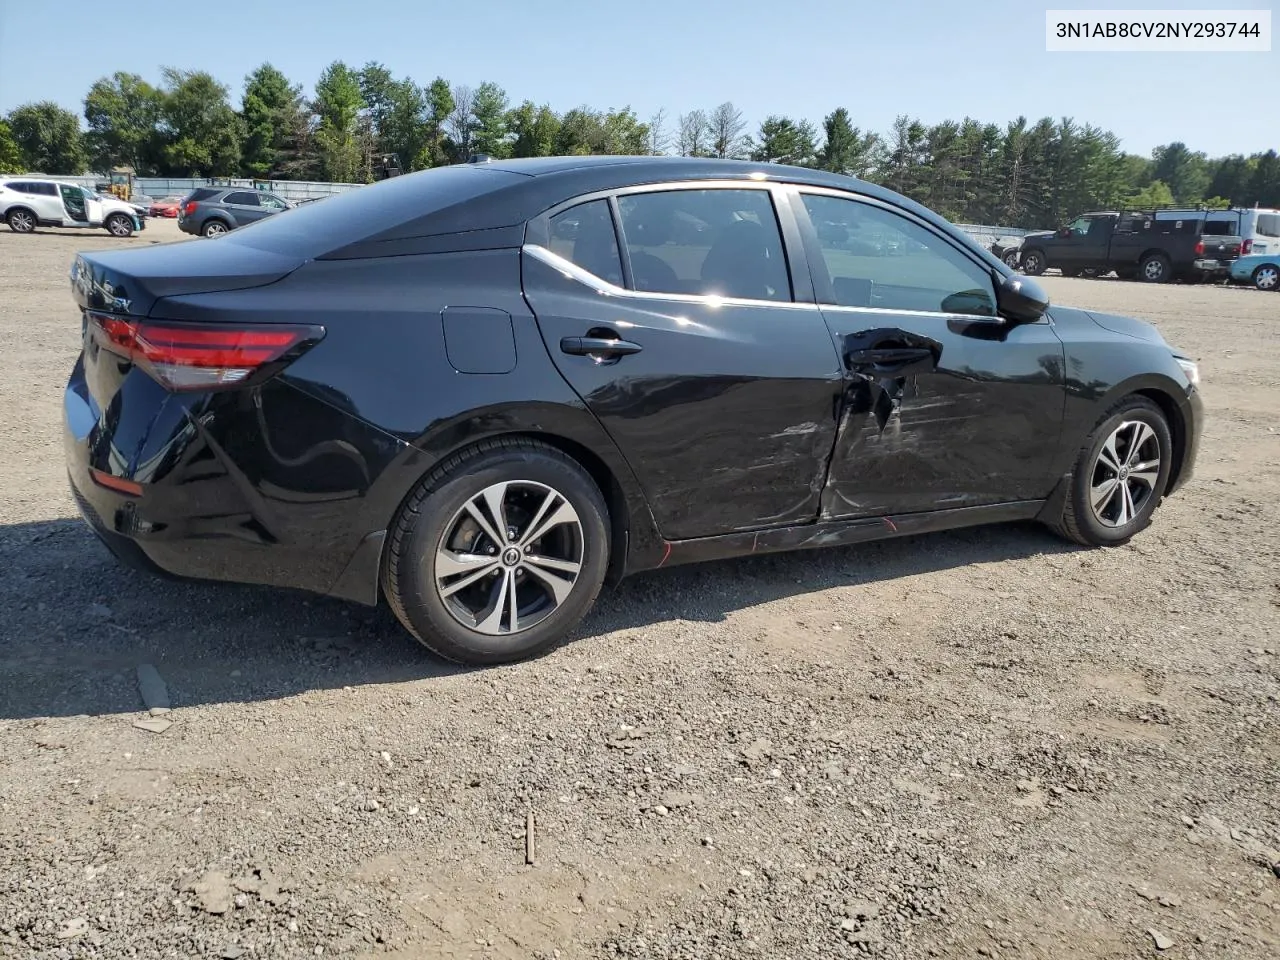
[
  {"xmin": 800, "ymin": 193, "xmax": 996, "ymax": 317},
  {"xmin": 547, "ymin": 199, "xmax": 623, "ymax": 287},
  {"xmin": 616, "ymin": 189, "xmax": 792, "ymax": 302},
  {"xmin": 1066, "ymin": 217, "xmax": 1092, "ymax": 237},
  {"xmin": 260, "ymin": 194, "xmax": 289, "ymax": 211}
]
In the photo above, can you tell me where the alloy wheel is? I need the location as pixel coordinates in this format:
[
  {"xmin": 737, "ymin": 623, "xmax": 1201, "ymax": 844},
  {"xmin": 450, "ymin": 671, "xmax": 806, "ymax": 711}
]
[
  {"xmin": 9, "ymin": 211, "xmax": 34, "ymax": 233},
  {"xmin": 1143, "ymin": 258, "xmax": 1165, "ymax": 281},
  {"xmin": 1089, "ymin": 420, "xmax": 1162, "ymax": 528},
  {"xmin": 434, "ymin": 480, "xmax": 583, "ymax": 636},
  {"xmin": 204, "ymin": 222, "xmax": 227, "ymax": 237},
  {"xmin": 108, "ymin": 216, "xmax": 131, "ymax": 237},
  {"xmin": 1255, "ymin": 265, "xmax": 1279, "ymax": 291}
]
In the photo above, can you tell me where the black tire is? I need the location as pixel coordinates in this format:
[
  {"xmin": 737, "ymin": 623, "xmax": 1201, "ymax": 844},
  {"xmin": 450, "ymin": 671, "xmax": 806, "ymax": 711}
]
[
  {"xmin": 1021, "ymin": 249, "xmax": 1047, "ymax": 276},
  {"xmin": 1048, "ymin": 395, "xmax": 1173, "ymax": 548},
  {"xmin": 1002, "ymin": 250, "xmax": 1020, "ymax": 269},
  {"xmin": 1138, "ymin": 253, "xmax": 1171, "ymax": 283},
  {"xmin": 104, "ymin": 213, "xmax": 134, "ymax": 238},
  {"xmin": 383, "ymin": 437, "xmax": 611, "ymax": 665},
  {"xmin": 6, "ymin": 207, "xmax": 36, "ymax": 233},
  {"xmin": 1253, "ymin": 263, "xmax": 1280, "ymax": 292},
  {"xmin": 202, "ymin": 218, "xmax": 230, "ymax": 238}
]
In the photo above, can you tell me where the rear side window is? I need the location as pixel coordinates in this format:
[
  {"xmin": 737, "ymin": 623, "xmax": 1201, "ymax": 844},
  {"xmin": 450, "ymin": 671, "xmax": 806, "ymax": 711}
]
[
  {"xmin": 616, "ymin": 188, "xmax": 792, "ymax": 302},
  {"xmin": 1257, "ymin": 214, "xmax": 1280, "ymax": 238},
  {"xmin": 188, "ymin": 188, "xmax": 220, "ymax": 202},
  {"xmin": 224, "ymin": 192, "xmax": 260, "ymax": 206},
  {"xmin": 37, "ymin": 182, "xmax": 59, "ymax": 196},
  {"xmin": 548, "ymin": 199, "xmax": 622, "ymax": 287}
]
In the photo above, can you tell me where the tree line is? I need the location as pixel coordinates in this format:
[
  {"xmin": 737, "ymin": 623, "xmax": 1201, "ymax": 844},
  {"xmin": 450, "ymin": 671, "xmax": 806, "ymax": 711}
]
[{"xmin": 1, "ymin": 61, "xmax": 1277, "ymax": 230}]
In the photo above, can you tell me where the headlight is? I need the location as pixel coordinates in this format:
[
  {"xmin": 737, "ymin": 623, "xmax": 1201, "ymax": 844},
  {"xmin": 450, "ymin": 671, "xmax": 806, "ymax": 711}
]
[{"xmin": 1175, "ymin": 356, "xmax": 1200, "ymax": 387}]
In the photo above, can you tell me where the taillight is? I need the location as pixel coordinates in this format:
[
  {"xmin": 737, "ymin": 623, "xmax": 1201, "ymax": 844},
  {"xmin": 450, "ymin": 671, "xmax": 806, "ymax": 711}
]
[
  {"xmin": 1242, "ymin": 239, "xmax": 1253, "ymax": 255},
  {"xmin": 183, "ymin": 201, "xmax": 197, "ymax": 216},
  {"xmin": 1194, "ymin": 240, "xmax": 1204, "ymax": 256},
  {"xmin": 87, "ymin": 311, "xmax": 324, "ymax": 391}
]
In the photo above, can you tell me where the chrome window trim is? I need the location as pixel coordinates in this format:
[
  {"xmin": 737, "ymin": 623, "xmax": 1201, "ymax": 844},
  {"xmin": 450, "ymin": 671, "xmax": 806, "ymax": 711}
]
[{"xmin": 523, "ymin": 242, "xmax": 817, "ymax": 311}]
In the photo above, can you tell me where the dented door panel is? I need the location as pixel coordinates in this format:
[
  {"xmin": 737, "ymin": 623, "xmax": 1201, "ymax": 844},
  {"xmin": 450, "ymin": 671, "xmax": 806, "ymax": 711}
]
[{"xmin": 818, "ymin": 309, "xmax": 1068, "ymax": 519}]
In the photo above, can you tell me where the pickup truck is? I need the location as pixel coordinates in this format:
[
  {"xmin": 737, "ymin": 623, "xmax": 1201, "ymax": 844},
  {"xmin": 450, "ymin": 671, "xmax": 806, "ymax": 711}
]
[{"xmin": 1017, "ymin": 210, "xmax": 1242, "ymax": 283}]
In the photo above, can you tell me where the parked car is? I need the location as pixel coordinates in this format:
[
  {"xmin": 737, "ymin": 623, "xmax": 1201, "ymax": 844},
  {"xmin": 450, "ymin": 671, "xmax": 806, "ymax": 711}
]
[
  {"xmin": 1229, "ymin": 252, "xmax": 1280, "ymax": 290},
  {"xmin": 1153, "ymin": 206, "xmax": 1280, "ymax": 257},
  {"xmin": 64, "ymin": 156, "xmax": 1202, "ymax": 665},
  {"xmin": 148, "ymin": 196, "xmax": 183, "ymax": 218},
  {"xmin": 177, "ymin": 187, "xmax": 294, "ymax": 237},
  {"xmin": 1018, "ymin": 210, "xmax": 1241, "ymax": 282},
  {"xmin": 990, "ymin": 235, "xmax": 1023, "ymax": 268},
  {"xmin": 1, "ymin": 178, "xmax": 145, "ymax": 236}
]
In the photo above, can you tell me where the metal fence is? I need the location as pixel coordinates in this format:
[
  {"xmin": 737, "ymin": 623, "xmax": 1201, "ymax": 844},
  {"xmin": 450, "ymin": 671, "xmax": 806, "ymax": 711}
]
[{"xmin": 6, "ymin": 173, "xmax": 364, "ymax": 202}]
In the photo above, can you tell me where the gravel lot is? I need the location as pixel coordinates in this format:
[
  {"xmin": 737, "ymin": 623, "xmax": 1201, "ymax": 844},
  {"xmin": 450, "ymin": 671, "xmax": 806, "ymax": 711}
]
[{"xmin": 1, "ymin": 220, "xmax": 1277, "ymax": 960}]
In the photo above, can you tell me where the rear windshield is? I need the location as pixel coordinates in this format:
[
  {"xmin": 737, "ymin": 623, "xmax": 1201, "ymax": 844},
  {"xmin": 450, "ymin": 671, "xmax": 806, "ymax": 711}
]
[
  {"xmin": 1257, "ymin": 213, "xmax": 1280, "ymax": 238},
  {"xmin": 220, "ymin": 166, "xmax": 527, "ymax": 258}
]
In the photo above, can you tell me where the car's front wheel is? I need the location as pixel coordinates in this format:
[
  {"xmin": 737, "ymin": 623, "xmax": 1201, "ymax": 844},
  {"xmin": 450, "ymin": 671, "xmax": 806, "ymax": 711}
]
[
  {"xmin": 1253, "ymin": 263, "xmax": 1279, "ymax": 291},
  {"xmin": 105, "ymin": 213, "xmax": 134, "ymax": 237},
  {"xmin": 1049, "ymin": 395, "xmax": 1173, "ymax": 547},
  {"xmin": 383, "ymin": 438, "xmax": 611, "ymax": 665},
  {"xmin": 6, "ymin": 208, "xmax": 36, "ymax": 233}
]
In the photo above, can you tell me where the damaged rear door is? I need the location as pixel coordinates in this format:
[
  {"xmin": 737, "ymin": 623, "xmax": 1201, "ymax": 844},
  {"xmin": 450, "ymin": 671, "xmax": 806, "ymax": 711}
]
[
  {"xmin": 788, "ymin": 188, "xmax": 1066, "ymax": 518},
  {"xmin": 522, "ymin": 183, "xmax": 843, "ymax": 541}
]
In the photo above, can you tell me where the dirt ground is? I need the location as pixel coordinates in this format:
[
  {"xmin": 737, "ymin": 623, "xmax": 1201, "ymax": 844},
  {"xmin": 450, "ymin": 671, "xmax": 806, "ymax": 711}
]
[{"xmin": 0, "ymin": 219, "xmax": 1277, "ymax": 960}]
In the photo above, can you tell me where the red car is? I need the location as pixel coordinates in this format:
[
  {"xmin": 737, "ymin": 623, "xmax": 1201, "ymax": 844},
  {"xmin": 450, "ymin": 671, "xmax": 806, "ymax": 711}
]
[{"xmin": 147, "ymin": 196, "xmax": 182, "ymax": 218}]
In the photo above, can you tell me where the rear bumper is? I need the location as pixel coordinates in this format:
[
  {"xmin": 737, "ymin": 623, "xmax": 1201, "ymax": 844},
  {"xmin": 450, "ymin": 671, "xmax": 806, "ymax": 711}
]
[
  {"xmin": 1191, "ymin": 259, "xmax": 1231, "ymax": 275},
  {"xmin": 62, "ymin": 365, "xmax": 406, "ymax": 605}
]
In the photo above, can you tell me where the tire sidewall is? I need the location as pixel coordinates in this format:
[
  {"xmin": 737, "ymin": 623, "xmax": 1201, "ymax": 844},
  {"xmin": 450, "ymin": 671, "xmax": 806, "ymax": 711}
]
[
  {"xmin": 1023, "ymin": 250, "xmax": 1046, "ymax": 275},
  {"xmin": 391, "ymin": 449, "xmax": 610, "ymax": 665},
  {"xmin": 1070, "ymin": 399, "xmax": 1173, "ymax": 545},
  {"xmin": 1254, "ymin": 265, "xmax": 1279, "ymax": 291},
  {"xmin": 1140, "ymin": 255, "xmax": 1169, "ymax": 283},
  {"xmin": 106, "ymin": 213, "xmax": 133, "ymax": 237},
  {"xmin": 7, "ymin": 208, "xmax": 35, "ymax": 233}
]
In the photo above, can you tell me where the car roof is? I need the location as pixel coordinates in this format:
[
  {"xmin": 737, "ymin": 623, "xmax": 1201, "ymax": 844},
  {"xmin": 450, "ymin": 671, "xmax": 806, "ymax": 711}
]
[{"xmin": 220, "ymin": 155, "xmax": 1006, "ymax": 272}]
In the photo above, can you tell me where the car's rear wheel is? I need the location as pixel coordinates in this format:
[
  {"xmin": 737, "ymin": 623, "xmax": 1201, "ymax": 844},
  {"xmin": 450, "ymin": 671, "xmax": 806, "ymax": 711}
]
[
  {"xmin": 1253, "ymin": 263, "xmax": 1279, "ymax": 291},
  {"xmin": 6, "ymin": 208, "xmax": 36, "ymax": 233},
  {"xmin": 105, "ymin": 213, "xmax": 134, "ymax": 237},
  {"xmin": 1021, "ymin": 249, "xmax": 1047, "ymax": 276},
  {"xmin": 383, "ymin": 438, "xmax": 611, "ymax": 665},
  {"xmin": 1049, "ymin": 395, "xmax": 1173, "ymax": 547},
  {"xmin": 202, "ymin": 219, "xmax": 229, "ymax": 238},
  {"xmin": 1002, "ymin": 250, "xmax": 1020, "ymax": 269},
  {"xmin": 1139, "ymin": 253, "xmax": 1171, "ymax": 283}
]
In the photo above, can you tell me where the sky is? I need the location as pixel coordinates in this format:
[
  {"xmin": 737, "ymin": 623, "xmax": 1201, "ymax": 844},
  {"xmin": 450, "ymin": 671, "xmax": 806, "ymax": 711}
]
[{"xmin": 0, "ymin": 0, "xmax": 1272, "ymax": 158}]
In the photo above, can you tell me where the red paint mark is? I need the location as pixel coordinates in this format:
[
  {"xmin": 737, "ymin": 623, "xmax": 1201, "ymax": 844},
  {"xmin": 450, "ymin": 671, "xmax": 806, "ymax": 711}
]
[
  {"xmin": 883, "ymin": 517, "xmax": 898, "ymax": 532},
  {"xmin": 657, "ymin": 541, "xmax": 672, "ymax": 567}
]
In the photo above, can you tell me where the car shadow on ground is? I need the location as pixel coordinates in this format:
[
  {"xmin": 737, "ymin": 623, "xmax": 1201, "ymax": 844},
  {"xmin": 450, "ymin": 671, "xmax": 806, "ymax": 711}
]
[{"xmin": 0, "ymin": 516, "xmax": 1080, "ymax": 721}]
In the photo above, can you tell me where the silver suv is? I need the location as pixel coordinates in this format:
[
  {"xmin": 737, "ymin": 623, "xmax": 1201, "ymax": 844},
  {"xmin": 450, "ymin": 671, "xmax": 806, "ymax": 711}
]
[{"xmin": 177, "ymin": 187, "xmax": 294, "ymax": 238}]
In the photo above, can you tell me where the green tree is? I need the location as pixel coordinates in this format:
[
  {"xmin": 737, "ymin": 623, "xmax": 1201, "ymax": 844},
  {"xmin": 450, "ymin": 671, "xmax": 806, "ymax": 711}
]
[
  {"xmin": 471, "ymin": 82, "xmax": 511, "ymax": 158},
  {"xmin": 312, "ymin": 61, "xmax": 365, "ymax": 182},
  {"xmin": 1248, "ymin": 150, "xmax": 1280, "ymax": 207},
  {"xmin": 816, "ymin": 108, "xmax": 878, "ymax": 178},
  {"xmin": 1150, "ymin": 141, "xmax": 1210, "ymax": 204},
  {"xmin": 422, "ymin": 78, "xmax": 455, "ymax": 167},
  {"xmin": 601, "ymin": 108, "xmax": 649, "ymax": 154},
  {"xmin": 7, "ymin": 101, "xmax": 87, "ymax": 173},
  {"xmin": 0, "ymin": 120, "xmax": 24, "ymax": 172},
  {"xmin": 508, "ymin": 101, "xmax": 561, "ymax": 158},
  {"xmin": 1125, "ymin": 179, "xmax": 1175, "ymax": 208},
  {"xmin": 156, "ymin": 68, "xmax": 242, "ymax": 176},
  {"xmin": 241, "ymin": 63, "xmax": 307, "ymax": 178},
  {"xmin": 751, "ymin": 116, "xmax": 818, "ymax": 166},
  {"xmin": 1206, "ymin": 154, "xmax": 1253, "ymax": 206},
  {"xmin": 83, "ymin": 72, "xmax": 163, "ymax": 173}
]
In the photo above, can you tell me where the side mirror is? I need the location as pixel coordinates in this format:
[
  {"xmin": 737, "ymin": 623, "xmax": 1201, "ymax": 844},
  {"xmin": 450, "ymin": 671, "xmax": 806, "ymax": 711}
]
[{"xmin": 995, "ymin": 273, "xmax": 1049, "ymax": 323}]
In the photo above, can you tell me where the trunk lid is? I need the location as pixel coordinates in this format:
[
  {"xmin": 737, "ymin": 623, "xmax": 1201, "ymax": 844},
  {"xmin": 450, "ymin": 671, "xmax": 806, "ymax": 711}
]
[{"xmin": 1199, "ymin": 233, "xmax": 1242, "ymax": 261}]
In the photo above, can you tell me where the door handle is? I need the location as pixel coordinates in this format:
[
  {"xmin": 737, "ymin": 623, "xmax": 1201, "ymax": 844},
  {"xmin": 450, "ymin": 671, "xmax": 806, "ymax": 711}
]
[
  {"xmin": 560, "ymin": 336, "xmax": 643, "ymax": 358},
  {"xmin": 847, "ymin": 346, "xmax": 934, "ymax": 370}
]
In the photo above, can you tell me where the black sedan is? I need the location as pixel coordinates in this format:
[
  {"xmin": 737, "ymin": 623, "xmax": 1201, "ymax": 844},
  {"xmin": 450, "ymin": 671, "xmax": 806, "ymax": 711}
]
[{"xmin": 64, "ymin": 156, "xmax": 1203, "ymax": 665}]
